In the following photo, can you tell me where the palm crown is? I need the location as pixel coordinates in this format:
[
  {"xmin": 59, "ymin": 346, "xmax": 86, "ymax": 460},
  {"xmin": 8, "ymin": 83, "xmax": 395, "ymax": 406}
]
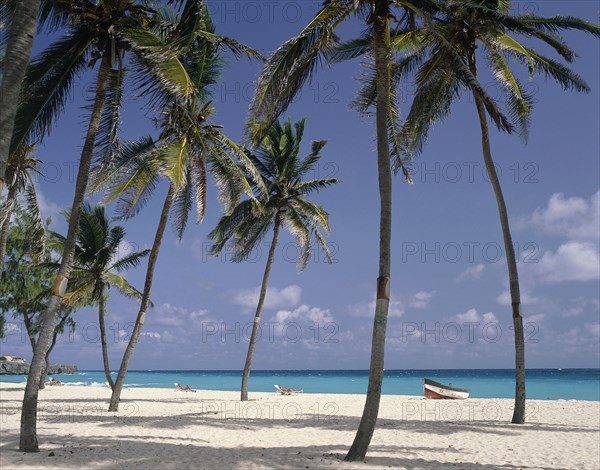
[
  {"xmin": 93, "ymin": 4, "xmax": 263, "ymax": 239},
  {"xmin": 393, "ymin": 0, "xmax": 600, "ymax": 152},
  {"xmin": 209, "ymin": 118, "xmax": 340, "ymax": 271},
  {"xmin": 9, "ymin": 0, "xmax": 197, "ymax": 159}
]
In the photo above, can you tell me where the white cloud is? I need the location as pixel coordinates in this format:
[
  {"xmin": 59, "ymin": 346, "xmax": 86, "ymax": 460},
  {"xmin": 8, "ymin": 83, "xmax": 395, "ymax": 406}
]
[
  {"xmin": 409, "ymin": 291, "xmax": 435, "ymax": 309},
  {"xmin": 455, "ymin": 309, "xmax": 497, "ymax": 324},
  {"xmin": 348, "ymin": 298, "xmax": 405, "ymax": 318},
  {"xmin": 532, "ymin": 241, "xmax": 599, "ymax": 283},
  {"xmin": 230, "ymin": 285, "xmax": 302, "ymax": 311},
  {"xmin": 563, "ymin": 307, "xmax": 584, "ymax": 317},
  {"xmin": 457, "ymin": 264, "xmax": 485, "ymax": 282},
  {"xmin": 529, "ymin": 191, "xmax": 599, "ymax": 241},
  {"xmin": 587, "ymin": 323, "xmax": 600, "ymax": 337},
  {"xmin": 482, "ymin": 312, "xmax": 498, "ymax": 323},
  {"xmin": 526, "ymin": 314, "xmax": 546, "ymax": 324},
  {"xmin": 153, "ymin": 303, "xmax": 210, "ymax": 326},
  {"xmin": 456, "ymin": 308, "xmax": 480, "ymax": 323},
  {"xmin": 561, "ymin": 297, "xmax": 599, "ymax": 318},
  {"xmin": 140, "ymin": 332, "xmax": 161, "ymax": 341},
  {"xmin": 275, "ymin": 304, "xmax": 334, "ymax": 326},
  {"xmin": 189, "ymin": 310, "xmax": 209, "ymax": 321}
]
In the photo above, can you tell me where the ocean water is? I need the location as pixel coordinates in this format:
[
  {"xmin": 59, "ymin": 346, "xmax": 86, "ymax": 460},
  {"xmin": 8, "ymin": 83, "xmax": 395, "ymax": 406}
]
[{"xmin": 2, "ymin": 369, "xmax": 599, "ymax": 400}]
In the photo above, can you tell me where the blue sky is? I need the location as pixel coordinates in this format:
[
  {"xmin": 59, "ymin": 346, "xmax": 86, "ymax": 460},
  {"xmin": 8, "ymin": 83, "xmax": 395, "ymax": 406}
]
[{"xmin": 1, "ymin": 1, "xmax": 599, "ymax": 371}]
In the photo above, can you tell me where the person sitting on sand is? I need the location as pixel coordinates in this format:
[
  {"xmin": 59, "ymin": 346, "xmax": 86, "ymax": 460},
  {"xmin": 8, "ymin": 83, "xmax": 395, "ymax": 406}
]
[
  {"xmin": 176, "ymin": 383, "xmax": 196, "ymax": 392},
  {"xmin": 47, "ymin": 378, "xmax": 63, "ymax": 386}
]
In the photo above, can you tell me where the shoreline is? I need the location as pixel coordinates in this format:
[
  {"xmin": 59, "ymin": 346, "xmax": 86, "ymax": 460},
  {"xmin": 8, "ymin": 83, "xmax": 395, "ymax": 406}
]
[
  {"xmin": 1, "ymin": 381, "xmax": 599, "ymax": 402},
  {"xmin": 2, "ymin": 383, "xmax": 599, "ymax": 469}
]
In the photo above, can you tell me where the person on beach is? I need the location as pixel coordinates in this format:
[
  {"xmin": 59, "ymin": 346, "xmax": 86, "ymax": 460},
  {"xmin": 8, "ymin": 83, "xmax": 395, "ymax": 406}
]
[
  {"xmin": 275, "ymin": 385, "xmax": 303, "ymax": 395},
  {"xmin": 47, "ymin": 378, "xmax": 63, "ymax": 386},
  {"xmin": 176, "ymin": 384, "xmax": 195, "ymax": 392}
]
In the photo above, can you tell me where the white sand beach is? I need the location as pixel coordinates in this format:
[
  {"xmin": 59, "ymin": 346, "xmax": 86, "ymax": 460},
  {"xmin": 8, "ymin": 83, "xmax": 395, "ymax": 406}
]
[{"xmin": 0, "ymin": 383, "xmax": 598, "ymax": 469}]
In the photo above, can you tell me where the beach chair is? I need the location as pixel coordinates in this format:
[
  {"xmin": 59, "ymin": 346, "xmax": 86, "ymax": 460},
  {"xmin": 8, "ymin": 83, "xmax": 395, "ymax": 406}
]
[{"xmin": 274, "ymin": 384, "xmax": 303, "ymax": 395}]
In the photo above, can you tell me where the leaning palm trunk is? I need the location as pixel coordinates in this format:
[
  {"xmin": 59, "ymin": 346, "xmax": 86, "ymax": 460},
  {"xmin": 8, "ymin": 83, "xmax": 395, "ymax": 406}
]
[
  {"xmin": 19, "ymin": 53, "xmax": 112, "ymax": 453},
  {"xmin": 0, "ymin": 183, "xmax": 17, "ymax": 279},
  {"xmin": 0, "ymin": 0, "xmax": 41, "ymax": 188},
  {"xmin": 99, "ymin": 294, "xmax": 115, "ymax": 389},
  {"xmin": 469, "ymin": 52, "xmax": 525, "ymax": 424},
  {"xmin": 108, "ymin": 185, "xmax": 175, "ymax": 412},
  {"xmin": 241, "ymin": 216, "xmax": 281, "ymax": 401},
  {"xmin": 22, "ymin": 312, "xmax": 37, "ymax": 354},
  {"xmin": 38, "ymin": 312, "xmax": 67, "ymax": 389},
  {"xmin": 346, "ymin": 0, "xmax": 393, "ymax": 461}
]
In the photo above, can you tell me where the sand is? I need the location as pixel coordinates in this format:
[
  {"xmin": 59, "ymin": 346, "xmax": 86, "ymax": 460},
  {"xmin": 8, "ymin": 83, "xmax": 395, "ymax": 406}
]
[{"xmin": 0, "ymin": 383, "xmax": 598, "ymax": 469}]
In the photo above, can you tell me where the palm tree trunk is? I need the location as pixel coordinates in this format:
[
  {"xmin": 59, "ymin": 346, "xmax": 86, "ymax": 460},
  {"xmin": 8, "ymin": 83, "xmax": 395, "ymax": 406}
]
[
  {"xmin": 468, "ymin": 50, "xmax": 525, "ymax": 424},
  {"xmin": 108, "ymin": 185, "xmax": 175, "ymax": 412},
  {"xmin": 241, "ymin": 215, "xmax": 281, "ymax": 401},
  {"xmin": 19, "ymin": 52, "xmax": 112, "ymax": 453},
  {"xmin": 38, "ymin": 357, "xmax": 48, "ymax": 390},
  {"xmin": 99, "ymin": 293, "xmax": 115, "ymax": 389},
  {"xmin": 346, "ymin": 0, "xmax": 393, "ymax": 461},
  {"xmin": 39, "ymin": 312, "xmax": 69, "ymax": 389},
  {"xmin": 22, "ymin": 311, "xmax": 37, "ymax": 354},
  {"xmin": 0, "ymin": 0, "xmax": 41, "ymax": 189},
  {"xmin": 0, "ymin": 183, "xmax": 18, "ymax": 280}
]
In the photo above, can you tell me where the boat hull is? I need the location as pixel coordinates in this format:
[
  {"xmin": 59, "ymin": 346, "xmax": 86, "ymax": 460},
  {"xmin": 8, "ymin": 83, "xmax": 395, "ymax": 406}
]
[{"xmin": 423, "ymin": 379, "xmax": 469, "ymax": 400}]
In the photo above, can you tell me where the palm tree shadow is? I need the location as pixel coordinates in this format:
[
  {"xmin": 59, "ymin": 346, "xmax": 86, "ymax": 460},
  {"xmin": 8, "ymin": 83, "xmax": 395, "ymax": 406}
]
[{"xmin": 0, "ymin": 431, "xmax": 559, "ymax": 469}]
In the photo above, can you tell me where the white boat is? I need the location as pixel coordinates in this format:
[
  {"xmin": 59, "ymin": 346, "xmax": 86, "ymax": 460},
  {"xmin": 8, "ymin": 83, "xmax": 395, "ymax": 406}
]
[{"xmin": 423, "ymin": 378, "xmax": 469, "ymax": 399}]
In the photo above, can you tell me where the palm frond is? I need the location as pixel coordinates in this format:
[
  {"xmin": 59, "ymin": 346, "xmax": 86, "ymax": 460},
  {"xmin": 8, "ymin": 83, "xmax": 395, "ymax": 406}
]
[
  {"xmin": 122, "ymin": 26, "xmax": 195, "ymax": 104},
  {"xmin": 10, "ymin": 30, "xmax": 93, "ymax": 154},
  {"xmin": 170, "ymin": 173, "xmax": 193, "ymax": 240},
  {"xmin": 247, "ymin": 0, "xmax": 356, "ymax": 144},
  {"xmin": 484, "ymin": 41, "xmax": 533, "ymax": 141},
  {"xmin": 105, "ymin": 273, "xmax": 146, "ymax": 304},
  {"xmin": 94, "ymin": 65, "xmax": 126, "ymax": 167},
  {"xmin": 282, "ymin": 207, "xmax": 311, "ymax": 271},
  {"xmin": 22, "ymin": 183, "xmax": 46, "ymax": 262},
  {"xmin": 109, "ymin": 249, "xmax": 150, "ymax": 273},
  {"xmin": 295, "ymin": 178, "xmax": 342, "ymax": 196}
]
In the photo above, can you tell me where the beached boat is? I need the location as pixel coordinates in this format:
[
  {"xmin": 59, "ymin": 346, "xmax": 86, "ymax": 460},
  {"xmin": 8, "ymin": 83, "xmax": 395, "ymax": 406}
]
[{"xmin": 423, "ymin": 379, "xmax": 469, "ymax": 399}]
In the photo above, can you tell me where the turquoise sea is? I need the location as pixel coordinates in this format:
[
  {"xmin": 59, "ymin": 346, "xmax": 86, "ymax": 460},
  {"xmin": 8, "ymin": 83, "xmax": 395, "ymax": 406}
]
[{"xmin": 2, "ymin": 369, "xmax": 599, "ymax": 400}]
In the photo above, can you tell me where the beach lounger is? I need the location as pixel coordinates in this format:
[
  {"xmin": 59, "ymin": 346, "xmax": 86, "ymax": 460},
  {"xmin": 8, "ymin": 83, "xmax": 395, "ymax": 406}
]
[{"xmin": 274, "ymin": 384, "xmax": 303, "ymax": 395}]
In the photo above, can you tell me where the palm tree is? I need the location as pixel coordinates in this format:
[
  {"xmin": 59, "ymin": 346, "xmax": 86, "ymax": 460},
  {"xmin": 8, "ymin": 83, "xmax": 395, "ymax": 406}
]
[
  {"xmin": 17, "ymin": 0, "xmax": 196, "ymax": 453},
  {"xmin": 209, "ymin": 118, "xmax": 340, "ymax": 401},
  {"xmin": 0, "ymin": 0, "xmax": 41, "ymax": 188},
  {"xmin": 394, "ymin": 0, "xmax": 600, "ymax": 424},
  {"xmin": 48, "ymin": 204, "xmax": 149, "ymax": 390},
  {"xmin": 91, "ymin": 4, "xmax": 263, "ymax": 412},
  {"xmin": 0, "ymin": 144, "xmax": 45, "ymax": 280},
  {"xmin": 246, "ymin": 0, "xmax": 439, "ymax": 460}
]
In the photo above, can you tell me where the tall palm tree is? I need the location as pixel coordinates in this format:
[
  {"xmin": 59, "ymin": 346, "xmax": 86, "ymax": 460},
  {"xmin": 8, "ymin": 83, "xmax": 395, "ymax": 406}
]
[
  {"xmin": 246, "ymin": 0, "xmax": 440, "ymax": 460},
  {"xmin": 92, "ymin": 4, "xmax": 263, "ymax": 412},
  {"xmin": 0, "ymin": 0, "xmax": 41, "ymax": 188},
  {"xmin": 0, "ymin": 144, "xmax": 44, "ymax": 280},
  {"xmin": 48, "ymin": 204, "xmax": 149, "ymax": 390},
  {"xmin": 209, "ymin": 118, "xmax": 340, "ymax": 401},
  {"xmin": 393, "ymin": 0, "xmax": 600, "ymax": 424},
  {"xmin": 17, "ymin": 0, "xmax": 196, "ymax": 453}
]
